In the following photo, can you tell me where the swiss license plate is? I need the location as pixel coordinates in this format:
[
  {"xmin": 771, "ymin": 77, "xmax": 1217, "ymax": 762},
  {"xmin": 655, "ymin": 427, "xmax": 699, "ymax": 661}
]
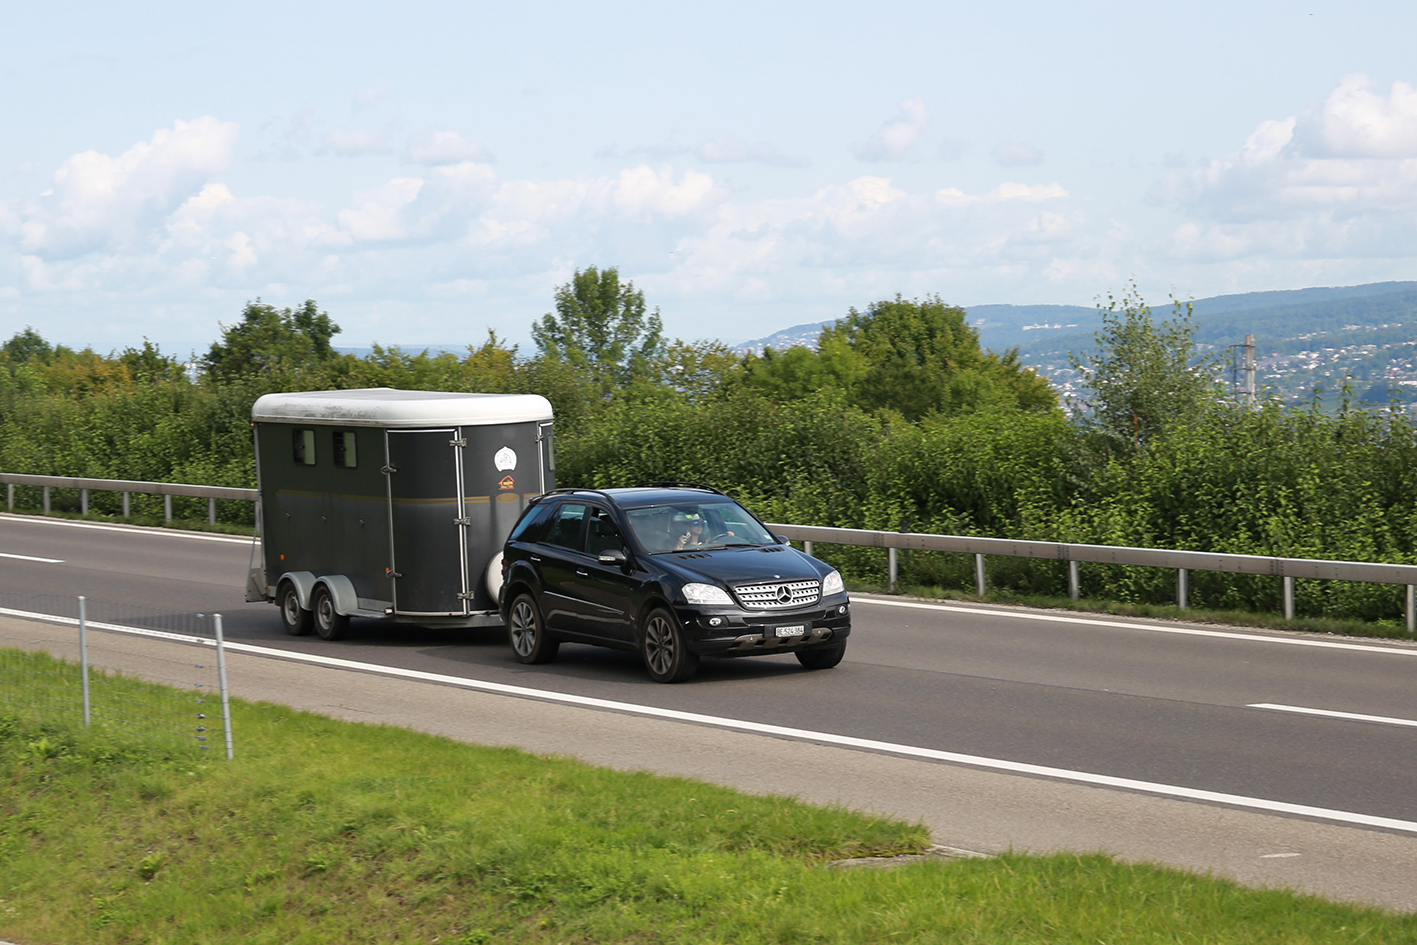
[{"xmin": 773, "ymin": 624, "xmax": 807, "ymax": 638}]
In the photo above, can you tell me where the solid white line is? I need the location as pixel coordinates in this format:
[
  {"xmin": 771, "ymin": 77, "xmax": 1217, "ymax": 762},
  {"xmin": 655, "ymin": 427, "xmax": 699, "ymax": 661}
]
[
  {"xmin": 1248, "ymin": 703, "xmax": 1417, "ymax": 729},
  {"xmin": 0, "ymin": 551, "xmax": 64, "ymax": 564},
  {"xmin": 0, "ymin": 513, "xmax": 251, "ymax": 544},
  {"xmin": 6, "ymin": 604, "xmax": 1417, "ymax": 837},
  {"xmin": 852, "ymin": 595, "xmax": 1417, "ymax": 657}
]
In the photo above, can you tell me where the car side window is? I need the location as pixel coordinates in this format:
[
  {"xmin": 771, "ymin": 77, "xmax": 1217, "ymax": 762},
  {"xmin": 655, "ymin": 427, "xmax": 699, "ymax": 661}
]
[
  {"xmin": 508, "ymin": 502, "xmax": 554, "ymax": 543},
  {"xmin": 544, "ymin": 503, "xmax": 588, "ymax": 551},
  {"xmin": 586, "ymin": 507, "xmax": 625, "ymax": 557}
]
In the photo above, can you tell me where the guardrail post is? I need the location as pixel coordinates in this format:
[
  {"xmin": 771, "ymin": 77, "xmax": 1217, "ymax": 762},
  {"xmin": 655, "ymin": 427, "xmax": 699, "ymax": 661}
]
[
  {"xmin": 6, "ymin": 483, "xmax": 12, "ymax": 510},
  {"xmin": 208, "ymin": 497, "xmax": 216, "ymax": 525},
  {"xmin": 1282, "ymin": 576, "xmax": 1295, "ymax": 621},
  {"xmin": 43, "ymin": 486, "xmax": 50, "ymax": 514},
  {"xmin": 78, "ymin": 596, "xmax": 91, "ymax": 727},
  {"xmin": 1177, "ymin": 568, "xmax": 1189, "ymax": 610},
  {"xmin": 122, "ymin": 491, "xmax": 130, "ymax": 517},
  {"xmin": 974, "ymin": 553, "xmax": 986, "ymax": 597},
  {"xmin": 164, "ymin": 494, "xmax": 172, "ymax": 522},
  {"xmin": 1407, "ymin": 585, "xmax": 1414, "ymax": 635},
  {"xmin": 803, "ymin": 540, "xmax": 813, "ymax": 557},
  {"xmin": 887, "ymin": 547, "xmax": 898, "ymax": 592},
  {"xmin": 81, "ymin": 488, "xmax": 89, "ymax": 515},
  {"xmin": 1068, "ymin": 560, "xmax": 1080, "ymax": 601}
]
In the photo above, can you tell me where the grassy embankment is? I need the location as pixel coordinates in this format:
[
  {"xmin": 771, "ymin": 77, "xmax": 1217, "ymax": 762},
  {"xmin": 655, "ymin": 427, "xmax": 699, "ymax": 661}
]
[{"xmin": 3, "ymin": 651, "xmax": 1417, "ymax": 944}]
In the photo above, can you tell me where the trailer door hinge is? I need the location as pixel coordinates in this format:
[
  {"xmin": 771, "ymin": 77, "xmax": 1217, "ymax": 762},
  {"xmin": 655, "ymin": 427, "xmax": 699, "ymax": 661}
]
[
  {"xmin": 457, "ymin": 591, "xmax": 476, "ymax": 600},
  {"xmin": 449, "ymin": 437, "xmax": 467, "ymax": 447},
  {"xmin": 452, "ymin": 517, "xmax": 471, "ymax": 526},
  {"xmin": 381, "ymin": 464, "xmax": 397, "ymax": 474}
]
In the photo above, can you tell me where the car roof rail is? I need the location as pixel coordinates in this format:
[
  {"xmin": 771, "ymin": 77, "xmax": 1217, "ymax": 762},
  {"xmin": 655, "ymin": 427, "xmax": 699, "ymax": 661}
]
[
  {"xmin": 537, "ymin": 487, "xmax": 616, "ymax": 502},
  {"xmin": 635, "ymin": 481, "xmax": 727, "ymax": 496}
]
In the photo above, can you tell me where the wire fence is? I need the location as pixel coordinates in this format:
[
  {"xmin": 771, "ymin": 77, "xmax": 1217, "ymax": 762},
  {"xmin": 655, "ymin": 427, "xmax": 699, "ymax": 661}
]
[{"xmin": 0, "ymin": 591, "xmax": 233, "ymax": 758}]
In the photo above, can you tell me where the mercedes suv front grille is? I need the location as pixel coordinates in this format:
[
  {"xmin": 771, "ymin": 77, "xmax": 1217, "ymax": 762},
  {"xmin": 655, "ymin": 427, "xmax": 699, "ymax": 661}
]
[{"xmin": 733, "ymin": 579, "xmax": 821, "ymax": 609}]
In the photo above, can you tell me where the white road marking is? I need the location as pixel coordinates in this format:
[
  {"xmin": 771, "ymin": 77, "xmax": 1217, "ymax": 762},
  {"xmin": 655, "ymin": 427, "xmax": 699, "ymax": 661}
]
[
  {"xmin": 1247, "ymin": 703, "xmax": 1417, "ymax": 729},
  {"xmin": 5, "ymin": 603, "xmax": 1417, "ymax": 837},
  {"xmin": 1260, "ymin": 852, "xmax": 1301, "ymax": 858},
  {"xmin": 0, "ymin": 513, "xmax": 251, "ymax": 544},
  {"xmin": 0, "ymin": 552, "xmax": 64, "ymax": 564},
  {"xmin": 852, "ymin": 595, "xmax": 1417, "ymax": 657}
]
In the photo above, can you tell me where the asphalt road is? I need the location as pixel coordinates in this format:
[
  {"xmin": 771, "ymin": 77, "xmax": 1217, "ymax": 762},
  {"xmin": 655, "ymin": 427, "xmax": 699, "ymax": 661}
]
[{"xmin": 5, "ymin": 512, "xmax": 1417, "ymax": 910}]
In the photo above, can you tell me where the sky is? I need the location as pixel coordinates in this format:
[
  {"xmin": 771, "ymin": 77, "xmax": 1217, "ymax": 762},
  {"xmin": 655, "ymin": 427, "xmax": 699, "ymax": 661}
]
[{"xmin": 3, "ymin": 0, "xmax": 1417, "ymax": 357}]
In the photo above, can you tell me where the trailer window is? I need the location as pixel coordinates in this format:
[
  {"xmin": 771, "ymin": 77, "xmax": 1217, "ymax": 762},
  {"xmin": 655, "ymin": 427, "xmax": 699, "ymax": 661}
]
[
  {"xmin": 292, "ymin": 429, "xmax": 316, "ymax": 465},
  {"xmin": 545, "ymin": 503, "xmax": 587, "ymax": 550},
  {"xmin": 334, "ymin": 430, "xmax": 358, "ymax": 468}
]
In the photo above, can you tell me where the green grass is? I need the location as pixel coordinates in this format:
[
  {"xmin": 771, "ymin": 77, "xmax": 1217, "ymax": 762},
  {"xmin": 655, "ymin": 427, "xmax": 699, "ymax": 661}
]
[{"xmin": 3, "ymin": 672, "xmax": 1417, "ymax": 942}]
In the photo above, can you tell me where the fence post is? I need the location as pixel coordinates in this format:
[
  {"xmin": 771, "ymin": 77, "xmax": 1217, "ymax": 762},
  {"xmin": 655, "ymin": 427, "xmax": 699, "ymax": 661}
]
[
  {"xmin": 887, "ymin": 547, "xmax": 898, "ymax": 592},
  {"xmin": 1177, "ymin": 568, "xmax": 1189, "ymax": 610},
  {"xmin": 78, "ymin": 596, "xmax": 91, "ymax": 727},
  {"xmin": 1283, "ymin": 575, "xmax": 1295, "ymax": 621},
  {"xmin": 122, "ymin": 492, "xmax": 130, "ymax": 517},
  {"xmin": 164, "ymin": 494, "xmax": 172, "ymax": 522},
  {"xmin": 208, "ymin": 497, "xmax": 216, "ymax": 525},
  {"xmin": 974, "ymin": 553, "xmax": 986, "ymax": 597},
  {"xmin": 43, "ymin": 486, "xmax": 50, "ymax": 514},
  {"xmin": 1068, "ymin": 560, "xmax": 1080, "ymax": 601},
  {"xmin": 1407, "ymin": 585, "xmax": 1414, "ymax": 635},
  {"xmin": 81, "ymin": 488, "xmax": 89, "ymax": 515},
  {"xmin": 213, "ymin": 614, "xmax": 234, "ymax": 760}
]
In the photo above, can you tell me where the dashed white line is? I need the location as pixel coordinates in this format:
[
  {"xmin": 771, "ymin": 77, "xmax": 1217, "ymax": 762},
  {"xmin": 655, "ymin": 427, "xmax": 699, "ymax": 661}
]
[
  {"xmin": 5, "ymin": 603, "xmax": 1417, "ymax": 837},
  {"xmin": 1248, "ymin": 703, "xmax": 1417, "ymax": 729},
  {"xmin": 852, "ymin": 595, "xmax": 1417, "ymax": 657},
  {"xmin": 0, "ymin": 551, "xmax": 64, "ymax": 564}
]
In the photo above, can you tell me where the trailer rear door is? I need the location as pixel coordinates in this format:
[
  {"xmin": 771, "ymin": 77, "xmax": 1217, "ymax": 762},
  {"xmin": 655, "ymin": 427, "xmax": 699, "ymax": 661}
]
[{"xmin": 385, "ymin": 428, "xmax": 468, "ymax": 615}]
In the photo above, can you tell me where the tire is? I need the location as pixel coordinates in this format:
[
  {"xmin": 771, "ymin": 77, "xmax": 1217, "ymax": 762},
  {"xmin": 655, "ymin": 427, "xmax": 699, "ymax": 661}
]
[
  {"xmin": 796, "ymin": 639, "xmax": 847, "ymax": 670},
  {"xmin": 278, "ymin": 581, "xmax": 312, "ymax": 636},
  {"xmin": 312, "ymin": 585, "xmax": 349, "ymax": 641},
  {"xmin": 508, "ymin": 593, "xmax": 559, "ymax": 664},
  {"xmin": 642, "ymin": 607, "xmax": 699, "ymax": 683}
]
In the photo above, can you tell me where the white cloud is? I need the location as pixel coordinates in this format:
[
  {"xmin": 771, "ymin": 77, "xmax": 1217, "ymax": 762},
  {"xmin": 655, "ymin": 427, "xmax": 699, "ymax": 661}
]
[
  {"xmin": 991, "ymin": 141, "xmax": 1044, "ymax": 167},
  {"xmin": 321, "ymin": 129, "xmax": 392, "ymax": 156},
  {"xmin": 9, "ymin": 116, "xmax": 238, "ymax": 260},
  {"xmin": 1161, "ymin": 74, "xmax": 1417, "ymax": 262},
  {"xmin": 855, "ymin": 98, "xmax": 928, "ymax": 162},
  {"xmin": 407, "ymin": 131, "xmax": 492, "ymax": 166}
]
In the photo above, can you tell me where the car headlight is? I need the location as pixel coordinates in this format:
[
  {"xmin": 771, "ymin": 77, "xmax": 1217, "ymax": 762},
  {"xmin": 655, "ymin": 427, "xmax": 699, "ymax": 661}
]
[
  {"xmin": 822, "ymin": 570, "xmax": 844, "ymax": 596},
  {"xmin": 682, "ymin": 582, "xmax": 733, "ymax": 605}
]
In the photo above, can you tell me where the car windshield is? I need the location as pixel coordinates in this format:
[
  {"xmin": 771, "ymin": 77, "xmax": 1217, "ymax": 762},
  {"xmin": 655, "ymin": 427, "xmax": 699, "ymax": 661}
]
[{"xmin": 623, "ymin": 499, "xmax": 777, "ymax": 554}]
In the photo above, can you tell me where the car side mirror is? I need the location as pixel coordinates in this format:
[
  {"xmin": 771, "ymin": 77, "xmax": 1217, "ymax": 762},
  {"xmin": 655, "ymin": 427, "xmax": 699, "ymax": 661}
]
[
  {"xmin": 598, "ymin": 548, "xmax": 629, "ymax": 569},
  {"xmin": 775, "ymin": 535, "xmax": 790, "ymax": 545}
]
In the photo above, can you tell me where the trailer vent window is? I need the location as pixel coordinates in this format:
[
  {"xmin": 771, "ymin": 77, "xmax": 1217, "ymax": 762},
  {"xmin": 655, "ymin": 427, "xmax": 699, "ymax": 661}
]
[
  {"xmin": 293, "ymin": 429, "xmax": 316, "ymax": 465},
  {"xmin": 334, "ymin": 431, "xmax": 358, "ymax": 468}
]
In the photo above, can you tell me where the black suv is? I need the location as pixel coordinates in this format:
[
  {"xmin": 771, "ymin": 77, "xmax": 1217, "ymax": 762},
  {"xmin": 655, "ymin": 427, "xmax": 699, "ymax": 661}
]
[{"xmin": 499, "ymin": 485, "xmax": 850, "ymax": 682}]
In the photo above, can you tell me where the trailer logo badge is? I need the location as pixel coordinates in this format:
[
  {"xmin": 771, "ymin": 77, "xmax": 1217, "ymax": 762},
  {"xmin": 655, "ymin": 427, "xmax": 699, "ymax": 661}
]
[
  {"xmin": 494, "ymin": 447, "xmax": 517, "ymax": 471},
  {"xmin": 498, "ymin": 475, "xmax": 515, "ymax": 490}
]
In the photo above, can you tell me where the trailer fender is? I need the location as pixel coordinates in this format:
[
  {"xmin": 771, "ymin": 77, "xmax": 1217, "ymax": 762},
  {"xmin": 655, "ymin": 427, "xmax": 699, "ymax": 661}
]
[
  {"xmin": 313, "ymin": 574, "xmax": 360, "ymax": 617},
  {"xmin": 485, "ymin": 552, "xmax": 505, "ymax": 604},
  {"xmin": 277, "ymin": 571, "xmax": 318, "ymax": 610}
]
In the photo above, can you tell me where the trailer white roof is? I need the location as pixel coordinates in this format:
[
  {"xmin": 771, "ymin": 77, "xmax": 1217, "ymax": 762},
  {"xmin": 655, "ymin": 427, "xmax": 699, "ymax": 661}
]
[{"xmin": 251, "ymin": 388, "xmax": 554, "ymax": 427}]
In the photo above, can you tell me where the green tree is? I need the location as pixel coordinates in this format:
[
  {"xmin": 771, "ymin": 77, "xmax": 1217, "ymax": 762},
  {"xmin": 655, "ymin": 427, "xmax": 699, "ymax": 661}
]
[
  {"xmin": 204, "ymin": 299, "xmax": 341, "ymax": 383},
  {"xmin": 531, "ymin": 267, "xmax": 666, "ymax": 394},
  {"xmin": 1, "ymin": 327, "xmax": 54, "ymax": 366},
  {"xmin": 1069, "ymin": 284, "xmax": 1222, "ymax": 448}
]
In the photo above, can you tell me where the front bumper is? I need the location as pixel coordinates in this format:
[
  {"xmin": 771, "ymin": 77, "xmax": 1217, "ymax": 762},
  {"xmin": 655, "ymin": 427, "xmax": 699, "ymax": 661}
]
[{"xmin": 675, "ymin": 599, "xmax": 852, "ymax": 657}]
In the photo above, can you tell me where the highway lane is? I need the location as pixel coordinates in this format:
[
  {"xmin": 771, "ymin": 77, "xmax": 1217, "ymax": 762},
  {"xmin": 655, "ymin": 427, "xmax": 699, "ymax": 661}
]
[{"xmin": 4, "ymin": 511, "xmax": 1416, "ymax": 829}]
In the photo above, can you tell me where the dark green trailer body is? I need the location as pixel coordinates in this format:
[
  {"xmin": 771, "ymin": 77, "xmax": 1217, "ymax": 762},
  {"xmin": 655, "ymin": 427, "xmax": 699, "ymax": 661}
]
[{"xmin": 249, "ymin": 388, "xmax": 554, "ymax": 629}]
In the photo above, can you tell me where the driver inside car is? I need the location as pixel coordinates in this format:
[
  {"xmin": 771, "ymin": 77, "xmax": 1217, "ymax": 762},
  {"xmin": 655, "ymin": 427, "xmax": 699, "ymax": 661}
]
[{"xmin": 673, "ymin": 513, "xmax": 707, "ymax": 550}]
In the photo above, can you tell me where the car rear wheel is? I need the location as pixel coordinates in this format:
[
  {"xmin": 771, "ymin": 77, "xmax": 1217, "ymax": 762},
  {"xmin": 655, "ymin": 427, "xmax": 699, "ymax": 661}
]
[
  {"xmin": 312, "ymin": 585, "xmax": 349, "ymax": 641},
  {"xmin": 795, "ymin": 639, "xmax": 846, "ymax": 670},
  {"xmin": 642, "ymin": 608, "xmax": 698, "ymax": 683},
  {"xmin": 278, "ymin": 581, "xmax": 311, "ymax": 636},
  {"xmin": 509, "ymin": 593, "xmax": 559, "ymax": 664}
]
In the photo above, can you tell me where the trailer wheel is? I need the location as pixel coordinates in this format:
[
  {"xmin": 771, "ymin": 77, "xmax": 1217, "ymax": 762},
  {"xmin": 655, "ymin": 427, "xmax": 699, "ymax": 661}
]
[
  {"xmin": 279, "ymin": 581, "xmax": 312, "ymax": 636},
  {"xmin": 508, "ymin": 593, "xmax": 558, "ymax": 664},
  {"xmin": 312, "ymin": 585, "xmax": 349, "ymax": 641}
]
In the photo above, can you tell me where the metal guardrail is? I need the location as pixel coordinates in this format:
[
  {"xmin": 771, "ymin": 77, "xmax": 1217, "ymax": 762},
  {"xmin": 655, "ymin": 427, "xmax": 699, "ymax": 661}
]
[
  {"xmin": 3, "ymin": 473, "xmax": 1412, "ymax": 631},
  {"xmin": 768, "ymin": 524, "xmax": 1417, "ymax": 631},
  {"xmin": 0, "ymin": 473, "xmax": 256, "ymax": 524}
]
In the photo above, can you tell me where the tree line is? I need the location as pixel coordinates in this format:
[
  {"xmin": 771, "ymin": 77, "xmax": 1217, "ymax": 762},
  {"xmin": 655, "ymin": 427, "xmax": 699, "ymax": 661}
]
[{"xmin": 4, "ymin": 269, "xmax": 1416, "ymax": 627}]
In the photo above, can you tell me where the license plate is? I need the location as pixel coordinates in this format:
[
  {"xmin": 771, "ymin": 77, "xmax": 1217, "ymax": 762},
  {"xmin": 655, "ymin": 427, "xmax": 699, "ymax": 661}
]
[{"xmin": 773, "ymin": 624, "xmax": 807, "ymax": 638}]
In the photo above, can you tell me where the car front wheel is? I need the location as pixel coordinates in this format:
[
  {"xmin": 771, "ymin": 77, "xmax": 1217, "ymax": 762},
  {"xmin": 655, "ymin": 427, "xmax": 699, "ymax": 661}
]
[
  {"xmin": 642, "ymin": 608, "xmax": 698, "ymax": 683},
  {"xmin": 795, "ymin": 639, "xmax": 846, "ymax": 670},
  {"xmin": 509, "ymin": 593, "xmax": 559, "ymax": 664}
]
